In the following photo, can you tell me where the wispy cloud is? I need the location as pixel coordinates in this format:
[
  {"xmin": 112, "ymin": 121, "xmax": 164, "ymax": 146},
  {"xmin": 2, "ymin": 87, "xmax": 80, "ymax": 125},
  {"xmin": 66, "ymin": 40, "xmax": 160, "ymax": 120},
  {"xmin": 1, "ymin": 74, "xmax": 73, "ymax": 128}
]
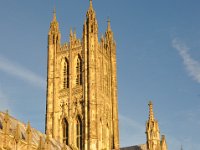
[
  {"xmin": 119, "ymin": 113, "xmax": 200, "ymax": 150},
  {"xmin": 172, "ymin": 38, "xmax": 200, "ymax": 83},
  {"xmin": 0, "ymin": 55, "xmax": 45, "ymax": 89},
  {"xmin": 0, "ymin": 87, "xmax": 11, "ymax": 111},
  {"xmin": 167, "ymin": 134, "xmax": 200, "ymax": 150},
  {"xmin": 119, "ymin": 114, "xmax": 144, "ymax": 131},
  {"xmin": 119, "ymin": 114, "xmax": 145, "ymax": 147}
]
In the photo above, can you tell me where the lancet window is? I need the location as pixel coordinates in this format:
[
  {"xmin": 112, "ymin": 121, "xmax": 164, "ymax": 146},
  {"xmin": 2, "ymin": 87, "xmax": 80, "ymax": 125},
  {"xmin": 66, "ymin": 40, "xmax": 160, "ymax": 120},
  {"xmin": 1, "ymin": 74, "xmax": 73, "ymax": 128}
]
[
  {"xmin": 0, "ymin": 121, "xmax": 2, "ymax": 129},
  {"xmin": 76, "ymin": 116, "xmax": 83, "ymax": 149},
  {"xmin": 63, "ymin": 119, "xmax": 69, "ymax": 145},
  {"xmin": 76, "ymin": 56, "xmax": 82, "ymax": 85},
  {"xmin": 63, "ymin": 59, "xmax": 69, "ymax": 89}
]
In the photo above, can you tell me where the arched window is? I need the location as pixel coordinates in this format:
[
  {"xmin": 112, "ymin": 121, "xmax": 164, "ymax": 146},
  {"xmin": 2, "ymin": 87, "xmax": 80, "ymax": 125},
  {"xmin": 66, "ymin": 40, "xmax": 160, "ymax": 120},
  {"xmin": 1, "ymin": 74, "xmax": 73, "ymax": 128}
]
[
  {"xmin": 112, "ymin": 135, "xmax": 115, "ymax": 149},
  {"xmin": 76, "ymin": 56, "xmax": 82, "ymax": 85},
  {"xmin": 63, "ymin": 59, "xmax": 69, "ymax": 89},
  {"xmin": 76, "ymin": 116, "xmax": 82, "ymax": 149},
  {"xmin": 21, "ymin": 132, "xmax": 25, "ymax": 140},
  {"xmin": 63, "ymin": 119, "xmax": 69, "ymax": 145},
  {"xmin": 0, "ymin": 121, "xmax": 2, "ymax": 129}
]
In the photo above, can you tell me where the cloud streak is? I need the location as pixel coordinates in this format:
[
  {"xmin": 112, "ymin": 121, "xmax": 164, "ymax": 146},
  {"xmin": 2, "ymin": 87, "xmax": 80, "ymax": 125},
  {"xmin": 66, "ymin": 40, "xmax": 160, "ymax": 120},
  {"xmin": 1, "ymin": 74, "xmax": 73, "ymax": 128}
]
[
  {"xmin": 172, "ymin": 38, "xmax": 200, "ymax": 83},
  {"xmin": 119, "ymin": 113, "xmax": 197, "ymax": 150},
  {"xmin": 119, "ymin": 114, "xmax": 145, "ymax": 147},
  {"xmin": 119, "ymin": 114, "xmax": 144, "ymax": 132},
  {"xmin": 0, "ymin": 55, "xmax": 45, "ymax": 89},
  {"xmin": 0, "ymin": 87, "xmax": 11, "ymax": 111}
]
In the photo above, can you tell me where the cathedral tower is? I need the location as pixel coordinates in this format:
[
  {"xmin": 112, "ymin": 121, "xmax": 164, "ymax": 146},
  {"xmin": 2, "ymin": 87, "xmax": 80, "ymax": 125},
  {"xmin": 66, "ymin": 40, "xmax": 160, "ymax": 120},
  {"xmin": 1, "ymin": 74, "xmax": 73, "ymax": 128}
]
[{"xmin": 45, "ymin": 1, "xmax": 120, "ymax": 150}]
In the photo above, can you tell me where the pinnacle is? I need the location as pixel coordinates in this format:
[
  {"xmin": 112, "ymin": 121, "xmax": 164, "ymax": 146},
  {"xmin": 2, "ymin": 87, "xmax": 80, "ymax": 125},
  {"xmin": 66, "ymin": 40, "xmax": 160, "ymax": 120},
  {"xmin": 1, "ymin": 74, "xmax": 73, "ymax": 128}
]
[
  {"xmin": 107, "ymin": 17, "xmax": 111, "ymax": 31},
  {"xmin": 181, "ymin": 145, "xmax": 183, "ymax": 150},
  {"xmin": 90, "ymin": 0, "xmax": 93, "ymax": 5},
  {"xmin": 86, "ymin": 0, "xmax": 96, "ymax": 18},
  {"xmin": 52, "ymin": 7, "xmax": 57, "ymax": 22},
  {"xmin": 89, "ymin": 0, "xmax": 94, "ymax": 11},
  {"xmin": 148, "ymin": 100, "xmax": 154, "ymax": 121},
  {"xmin": 26, "ymin": 121, "xmax": 31, "ymax": 133}
]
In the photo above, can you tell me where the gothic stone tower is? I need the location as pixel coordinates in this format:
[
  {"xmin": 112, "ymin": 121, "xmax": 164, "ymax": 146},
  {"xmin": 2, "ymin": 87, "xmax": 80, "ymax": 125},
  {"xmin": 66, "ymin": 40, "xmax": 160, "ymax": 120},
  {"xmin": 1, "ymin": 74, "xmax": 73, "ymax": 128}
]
[
  {"xmin": 45, "ymin": 1, "xmax": 120, "ymax": 150},
  {"xmin": 146, "ymin": 101, "xmax": 167, "ymax": 150}
]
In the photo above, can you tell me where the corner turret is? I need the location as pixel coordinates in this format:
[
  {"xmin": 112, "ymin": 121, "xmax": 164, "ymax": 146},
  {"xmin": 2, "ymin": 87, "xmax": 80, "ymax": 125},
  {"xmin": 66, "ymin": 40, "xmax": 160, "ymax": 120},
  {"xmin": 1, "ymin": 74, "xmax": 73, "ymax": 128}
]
[
  {"xmin": 146, "ymin": 101, "xmax": 168, "ymax": 150},
  {"xmin": 84, "ymin": 0, "xmax": 98, "ymax": 36},
  {"xmin": 161, "ymin": 135, "xmax": 168, "ymax": 150},
  {"xmin": 45, "ymin": 8, "xmax": 61, "ymax": 139},
  {"xmin": 105, "ymin": 18, "xmax": 114, "ymax": 42},
  {"xmin": 48, "ymin": 8, "xmax": 61, "ymax": 46},
  {"xmin": 146, "ymin": 101, "xmax": 160, "ymax": 150}
]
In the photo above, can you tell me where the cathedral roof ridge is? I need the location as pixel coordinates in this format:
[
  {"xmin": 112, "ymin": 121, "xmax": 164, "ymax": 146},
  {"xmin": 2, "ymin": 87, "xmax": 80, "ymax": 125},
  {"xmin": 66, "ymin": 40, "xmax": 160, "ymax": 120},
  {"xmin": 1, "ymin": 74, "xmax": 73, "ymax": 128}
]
[{"xmin": 0, "ymin": 111, "xmax": 70, "ymax": 149}]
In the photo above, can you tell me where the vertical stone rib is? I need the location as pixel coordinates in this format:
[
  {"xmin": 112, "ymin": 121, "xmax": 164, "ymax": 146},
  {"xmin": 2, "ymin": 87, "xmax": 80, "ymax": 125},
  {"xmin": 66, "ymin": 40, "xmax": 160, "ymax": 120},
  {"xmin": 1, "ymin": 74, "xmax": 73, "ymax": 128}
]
[{"xmin": 46, "ymin": 8, "xmax": 61, "ymax": 139}]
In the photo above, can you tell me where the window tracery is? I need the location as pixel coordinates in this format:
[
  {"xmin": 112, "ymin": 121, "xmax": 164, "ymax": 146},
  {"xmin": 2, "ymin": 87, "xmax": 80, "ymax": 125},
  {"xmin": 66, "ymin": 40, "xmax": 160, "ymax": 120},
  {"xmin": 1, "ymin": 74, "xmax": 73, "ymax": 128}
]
[
  {"xmin": 76, "ymin": 116, "xmax": 82, "ymax": 149},
  {"xmin": 63, "ymin": 59, "xmax": 69, "ymax": 89},
  {"xmin": 76, "ymin": 56, "xmax": 82, "ymax": 85},
  {"xmin": 63, "ymin": 118, "xmax": 69, "ymax": 145}
]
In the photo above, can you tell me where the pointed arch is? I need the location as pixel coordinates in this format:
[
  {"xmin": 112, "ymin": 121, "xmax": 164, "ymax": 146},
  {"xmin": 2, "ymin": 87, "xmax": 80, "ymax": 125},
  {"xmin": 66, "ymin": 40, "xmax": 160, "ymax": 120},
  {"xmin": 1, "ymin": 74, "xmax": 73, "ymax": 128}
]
[
  {"xmin": 0, "ymin": 121, "xmax": 2, "ymax": 129},
  {"xmin": 62, "ymin": 118, "xmax": 69, "ymax": 145},
  {"xmin": 76, "ymin": 115, "xmax": 83, "ymax": 149},
  {"xmin": 63, "ymin": 58, "xmax": 70, "ymax": 89},
  {"xmin": 76, "ymin": 55, "xmax": 82, "ymax": 85}
]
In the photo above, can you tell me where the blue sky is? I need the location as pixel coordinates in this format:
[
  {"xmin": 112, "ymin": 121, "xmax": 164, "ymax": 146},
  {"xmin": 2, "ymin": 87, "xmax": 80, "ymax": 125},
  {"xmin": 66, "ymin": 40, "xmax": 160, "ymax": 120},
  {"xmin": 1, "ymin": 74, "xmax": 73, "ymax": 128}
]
[{"xmin": 0, "ymin": 0, "xmax": 200, "ymax": 149}]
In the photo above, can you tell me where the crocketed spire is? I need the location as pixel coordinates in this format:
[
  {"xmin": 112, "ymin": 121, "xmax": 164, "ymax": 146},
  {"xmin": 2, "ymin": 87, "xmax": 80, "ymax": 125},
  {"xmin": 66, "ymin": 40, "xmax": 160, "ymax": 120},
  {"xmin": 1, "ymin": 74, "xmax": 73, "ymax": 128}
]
[{"xmin": 148, "ymin": 101, "xmax": 155, "ymax": 121}]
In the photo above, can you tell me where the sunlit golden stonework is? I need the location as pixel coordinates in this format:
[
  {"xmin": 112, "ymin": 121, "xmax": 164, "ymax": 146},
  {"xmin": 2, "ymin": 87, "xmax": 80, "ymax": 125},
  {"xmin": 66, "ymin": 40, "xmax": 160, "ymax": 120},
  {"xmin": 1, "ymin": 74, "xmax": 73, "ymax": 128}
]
[
  {"xmin": 146, "ymin": 101, "xmax": 167, "ymax": 150},
  {"xmin": 46, "ymin": 1, "xmax": 119, "ymax": 149},
  {"xmin": 0, "ymin": 1, "xmax": 168, "ymax": 150}
]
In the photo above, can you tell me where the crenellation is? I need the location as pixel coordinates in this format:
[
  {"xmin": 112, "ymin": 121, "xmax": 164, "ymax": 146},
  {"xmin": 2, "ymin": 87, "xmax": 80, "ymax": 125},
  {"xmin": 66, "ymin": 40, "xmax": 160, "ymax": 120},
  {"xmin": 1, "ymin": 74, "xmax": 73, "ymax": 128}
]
[{"xmin": 60, "ymin": 43, "xmax": 69, "ymax": 52}]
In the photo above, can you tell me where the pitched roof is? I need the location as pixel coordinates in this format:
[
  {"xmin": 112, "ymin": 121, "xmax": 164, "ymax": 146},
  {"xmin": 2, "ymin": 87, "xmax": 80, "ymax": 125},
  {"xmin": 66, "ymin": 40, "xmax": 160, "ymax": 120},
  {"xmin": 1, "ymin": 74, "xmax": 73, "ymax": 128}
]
[
  {"xmin": 0, "ymin": 111, "xmax": 71, "ymax": 150},
  {"xmin": 120, "ymin": 144, "xmax": 147, "ymax": 150}
]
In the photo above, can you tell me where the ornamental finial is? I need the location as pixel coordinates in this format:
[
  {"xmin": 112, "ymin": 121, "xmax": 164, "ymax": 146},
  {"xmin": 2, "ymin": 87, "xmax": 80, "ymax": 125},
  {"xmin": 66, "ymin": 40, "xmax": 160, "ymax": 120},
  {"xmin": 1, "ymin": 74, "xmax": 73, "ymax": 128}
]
[
  {"xmin": 107, "ymin": 17, "xmax": 111, "ymax": 31},
  {"xmin": 53, "ymin": 7, "xmax": 57, "ymax": 21},
  {"xmin": 89, "ymin": 0, "xmax": 93, "ymax": 9},
  {"xmin": 148, "ymin": 101, "xmax": 154, "ymax": 121}
]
